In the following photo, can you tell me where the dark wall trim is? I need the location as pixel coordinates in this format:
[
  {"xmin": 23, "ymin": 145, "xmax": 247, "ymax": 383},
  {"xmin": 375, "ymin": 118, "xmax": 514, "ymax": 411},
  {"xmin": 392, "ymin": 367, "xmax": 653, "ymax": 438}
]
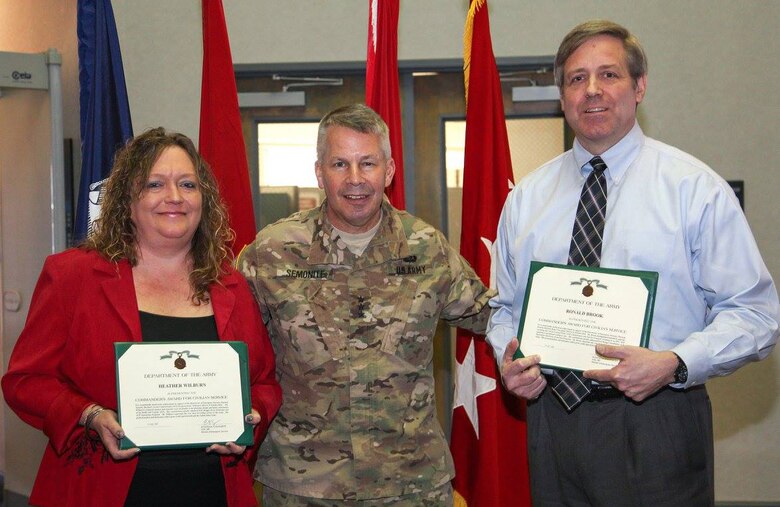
[{"xmin": 235, "ymin": 56, "xmax": 555, "ymax": 78}]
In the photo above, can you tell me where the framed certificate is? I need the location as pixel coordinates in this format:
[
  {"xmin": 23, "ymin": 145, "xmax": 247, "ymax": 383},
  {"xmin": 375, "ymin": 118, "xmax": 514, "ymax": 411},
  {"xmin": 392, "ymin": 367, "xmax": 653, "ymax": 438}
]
[
  {"xmin": 513, "ymin": 261, "xmax": 658, "ymax": 372},
  {"xmin": 115, "ymin": 341, "xmax": 252, "ymax": 450}
]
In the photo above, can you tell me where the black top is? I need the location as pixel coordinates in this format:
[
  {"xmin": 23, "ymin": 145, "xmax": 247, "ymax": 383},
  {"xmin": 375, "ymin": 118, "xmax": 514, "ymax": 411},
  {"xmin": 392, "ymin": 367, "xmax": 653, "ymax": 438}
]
[
  {"xmin": 137, "ymin": 311, "xmax": 219, "ymax": 342},
  {"xmin": 124, "ymin": 311, "xmax": 227, "ymax": 507}
]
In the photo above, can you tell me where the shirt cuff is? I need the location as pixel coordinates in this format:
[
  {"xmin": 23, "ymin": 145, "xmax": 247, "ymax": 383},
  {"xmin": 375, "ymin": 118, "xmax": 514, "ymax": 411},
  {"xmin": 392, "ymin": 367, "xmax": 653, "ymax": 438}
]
[
  {"xmin": 486, "ymin": 326, "xmax": 515, "ymax": 369},
  {"xmin": 670, "ymin": 336, "xmax": 709, "ymax": 388}
]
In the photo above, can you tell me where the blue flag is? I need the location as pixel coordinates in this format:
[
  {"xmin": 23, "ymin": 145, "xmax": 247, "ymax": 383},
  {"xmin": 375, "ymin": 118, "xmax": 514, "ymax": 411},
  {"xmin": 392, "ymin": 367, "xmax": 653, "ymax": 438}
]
[{"xmin": 75, "ymin": 0, "xmax": 133, "ymax": 242}]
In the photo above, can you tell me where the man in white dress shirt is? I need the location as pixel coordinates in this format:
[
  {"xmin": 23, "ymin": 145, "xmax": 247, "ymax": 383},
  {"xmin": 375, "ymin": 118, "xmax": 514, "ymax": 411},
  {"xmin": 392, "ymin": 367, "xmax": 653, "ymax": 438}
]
[{"xmin": 489, "ymin": 19, "xmax": 779, "ymax": 506}]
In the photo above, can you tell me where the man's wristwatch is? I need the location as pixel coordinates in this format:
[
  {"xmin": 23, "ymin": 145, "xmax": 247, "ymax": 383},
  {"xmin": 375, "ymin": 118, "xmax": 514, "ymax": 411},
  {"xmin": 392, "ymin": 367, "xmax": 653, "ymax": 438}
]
[{"xmin": 672, "ymin": 353, "xmax": 688, "ymax": 384}]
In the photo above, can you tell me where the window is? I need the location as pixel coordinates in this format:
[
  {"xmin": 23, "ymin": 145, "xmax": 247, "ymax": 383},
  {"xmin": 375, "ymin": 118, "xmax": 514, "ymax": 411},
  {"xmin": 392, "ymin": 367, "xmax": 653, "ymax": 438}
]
[
  {"xmin": 445, "ymin": 116, "xmax": 566, "ymax": 251},
  {"xmin": 256, "ymin": 121, "xmax": 325, "ymax": 228},
  {"xmin": 257, "ymin": 122, "xmax": 319, "ymax": 187}
]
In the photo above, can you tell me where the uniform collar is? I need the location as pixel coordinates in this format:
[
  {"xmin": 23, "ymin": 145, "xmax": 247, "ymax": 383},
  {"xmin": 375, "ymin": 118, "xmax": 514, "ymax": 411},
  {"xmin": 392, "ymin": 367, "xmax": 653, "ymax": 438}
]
[{"xmin": 308, "ymin": 197, "xmax": 410, "ymax": 266}]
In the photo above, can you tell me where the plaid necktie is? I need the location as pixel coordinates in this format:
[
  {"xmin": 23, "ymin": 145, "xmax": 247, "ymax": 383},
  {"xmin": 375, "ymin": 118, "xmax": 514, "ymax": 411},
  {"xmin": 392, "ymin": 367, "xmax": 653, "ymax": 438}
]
[
  {"xmin": 550, "ymin": 156, "xmax": 608, "ymax": 411},
  {"xmin": 568, "ymin": 156, "xmax": 608, "ymax": 267}
]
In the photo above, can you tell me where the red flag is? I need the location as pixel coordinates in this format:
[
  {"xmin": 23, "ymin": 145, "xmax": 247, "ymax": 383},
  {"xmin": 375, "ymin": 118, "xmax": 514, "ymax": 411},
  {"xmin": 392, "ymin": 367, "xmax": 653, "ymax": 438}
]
[
  {"xmin": 450, "ymin": 1, "xmax": 531, "ymax": 506},
  {"xmin": 365, "ymin": 0, "xmax": 405, "ymax": 209},
  {"xmin": 199, "ymin": 0, "xmax": 256, "ymax": 255}
]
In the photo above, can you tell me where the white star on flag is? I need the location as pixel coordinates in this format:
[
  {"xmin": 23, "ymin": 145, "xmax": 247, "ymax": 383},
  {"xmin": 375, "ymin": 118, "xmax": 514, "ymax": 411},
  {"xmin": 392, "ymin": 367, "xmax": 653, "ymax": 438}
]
[
  {"xmin": 454, "ymin": 338, "xmax": 496, "ymax": 438},
  {"xmin": 479, "ymin": 236, "xmax": 498, "ymax": 290}
]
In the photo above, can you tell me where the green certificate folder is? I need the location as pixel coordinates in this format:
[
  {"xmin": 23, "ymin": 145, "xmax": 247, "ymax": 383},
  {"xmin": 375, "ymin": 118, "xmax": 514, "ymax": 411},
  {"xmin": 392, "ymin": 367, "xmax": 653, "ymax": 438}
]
[
  {"xmin": 513, "ymin": 261, "xmax": 658, "ymax": 372},
  {"xmin": 115, "ymin": 341, "xmax": 253, "ymax": 450}
]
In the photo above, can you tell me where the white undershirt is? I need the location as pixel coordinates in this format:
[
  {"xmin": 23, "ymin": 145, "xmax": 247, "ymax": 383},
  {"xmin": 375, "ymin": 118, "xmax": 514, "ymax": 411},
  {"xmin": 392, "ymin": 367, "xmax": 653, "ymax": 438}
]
[{"xmin": 332, "ymin": 212, "xmax": 382, "ymax": 257}]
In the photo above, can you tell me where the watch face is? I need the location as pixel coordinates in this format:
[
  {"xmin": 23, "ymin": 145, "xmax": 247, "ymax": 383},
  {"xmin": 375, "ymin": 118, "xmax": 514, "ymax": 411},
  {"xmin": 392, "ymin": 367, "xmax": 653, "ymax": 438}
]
[
  {"xmin": 672, "ymin": 353, "xmax": 687, "ymax": 383},
  {"xmin": 675, "ymin": 359, "xmax": 688, "ymax": 383}
]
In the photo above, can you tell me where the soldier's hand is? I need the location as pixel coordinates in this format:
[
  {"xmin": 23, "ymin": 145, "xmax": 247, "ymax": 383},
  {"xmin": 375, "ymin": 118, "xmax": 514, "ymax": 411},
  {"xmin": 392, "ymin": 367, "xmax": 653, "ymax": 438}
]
[{"xmin": 501, "ymin": 338, "xmax": 546, "ymax": 400}]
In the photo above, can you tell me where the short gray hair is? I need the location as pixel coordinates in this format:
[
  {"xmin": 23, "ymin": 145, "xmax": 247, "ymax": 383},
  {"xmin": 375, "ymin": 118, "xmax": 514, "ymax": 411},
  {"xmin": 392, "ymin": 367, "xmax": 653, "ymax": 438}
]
[{"xmin": 316, "ymin": 104, "xmax": 391, "ymax": 162}]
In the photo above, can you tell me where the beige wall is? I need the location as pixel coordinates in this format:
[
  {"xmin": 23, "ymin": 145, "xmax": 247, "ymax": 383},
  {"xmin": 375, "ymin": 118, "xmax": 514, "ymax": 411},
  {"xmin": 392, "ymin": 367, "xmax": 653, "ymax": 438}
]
[{"xmin": 1, "ymin": 0, "xmax": 778, "ymax": 502}]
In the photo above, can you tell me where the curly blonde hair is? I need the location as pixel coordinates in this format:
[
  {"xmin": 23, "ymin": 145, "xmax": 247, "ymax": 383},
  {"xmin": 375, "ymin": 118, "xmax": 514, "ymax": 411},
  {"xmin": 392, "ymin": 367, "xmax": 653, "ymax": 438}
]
[{"xmin": 82, "ymin": 127, "xmax": 235, "ymax": 304}]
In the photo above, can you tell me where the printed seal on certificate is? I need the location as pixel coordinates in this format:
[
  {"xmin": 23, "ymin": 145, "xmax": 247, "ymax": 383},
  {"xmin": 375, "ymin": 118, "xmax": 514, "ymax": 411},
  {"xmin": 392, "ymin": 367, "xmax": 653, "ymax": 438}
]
[
  {"xmin": 114, "ymin": 341, "xmax": 252, "ymax": 450},
  {"xmin": 513, "ymin": 261, "xmax": 658, "ymax": 372}
]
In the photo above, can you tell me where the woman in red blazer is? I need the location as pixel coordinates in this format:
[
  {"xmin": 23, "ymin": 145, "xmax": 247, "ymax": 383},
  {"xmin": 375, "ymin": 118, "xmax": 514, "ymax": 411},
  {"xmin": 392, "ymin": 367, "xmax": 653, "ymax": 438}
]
[{"xmin": 2, "ymin": 128, "xmax": 281, "ymax": 507}]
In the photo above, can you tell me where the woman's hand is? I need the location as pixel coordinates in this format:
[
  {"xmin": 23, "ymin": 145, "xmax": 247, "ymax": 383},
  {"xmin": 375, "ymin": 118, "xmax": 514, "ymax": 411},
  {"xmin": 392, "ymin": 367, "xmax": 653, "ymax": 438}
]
[
  {"xmin": 206, "ymin": 408, "xmax": 261, "ymax": 455},
  {"xmin": 84, "ymin": 406, "xmax": 140, "ymax": 460}
]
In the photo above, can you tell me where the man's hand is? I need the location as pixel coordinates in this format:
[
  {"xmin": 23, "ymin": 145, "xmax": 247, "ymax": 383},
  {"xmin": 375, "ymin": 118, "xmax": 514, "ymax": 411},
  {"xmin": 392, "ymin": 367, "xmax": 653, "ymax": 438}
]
[
  {"xmin": 583, "ymin": 345, "xmax": 678, "ymax": 402},
  {"xmin": 501, "ymin": 338, "xmax": 547, "ymax": 400}
]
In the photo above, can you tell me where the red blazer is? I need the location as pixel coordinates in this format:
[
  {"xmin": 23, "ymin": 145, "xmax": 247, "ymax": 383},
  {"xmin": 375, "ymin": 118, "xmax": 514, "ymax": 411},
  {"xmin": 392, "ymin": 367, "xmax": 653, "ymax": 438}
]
[{"xmin": 2, "ymin": 249, "xmax": 281, "ymax": 507}]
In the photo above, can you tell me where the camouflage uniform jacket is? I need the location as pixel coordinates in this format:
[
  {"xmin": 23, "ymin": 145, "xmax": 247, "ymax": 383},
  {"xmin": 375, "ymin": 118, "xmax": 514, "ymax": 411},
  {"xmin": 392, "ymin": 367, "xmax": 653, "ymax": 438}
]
[{"xmin": 238, "ymin": 199, "xmax": 492, "ymax": 500}]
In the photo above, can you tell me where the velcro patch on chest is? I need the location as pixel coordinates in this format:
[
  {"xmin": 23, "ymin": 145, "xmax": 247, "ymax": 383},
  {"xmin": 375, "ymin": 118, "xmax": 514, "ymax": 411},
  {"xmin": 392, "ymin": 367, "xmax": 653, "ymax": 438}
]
[
  {"xmin": 390, "ymin": 256, "xmax": 430, "ymax": 276},
  {"xmin": 282, "ymin": 268, "xmax": 332, "ymax": 280}
]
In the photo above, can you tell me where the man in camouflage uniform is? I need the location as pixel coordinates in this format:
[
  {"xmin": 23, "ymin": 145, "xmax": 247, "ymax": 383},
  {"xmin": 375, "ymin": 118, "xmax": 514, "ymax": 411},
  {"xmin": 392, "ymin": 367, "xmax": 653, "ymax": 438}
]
[{"xmin": 238, "ymin": 104, "xmax": 492, "ymax": 506}]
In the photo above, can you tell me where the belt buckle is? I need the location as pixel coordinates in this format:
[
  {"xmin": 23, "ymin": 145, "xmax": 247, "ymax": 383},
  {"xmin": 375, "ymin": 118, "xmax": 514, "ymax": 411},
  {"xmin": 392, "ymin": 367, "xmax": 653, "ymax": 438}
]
[{"xmin": 587, "ymin": 382, "xmax": 622, "ymax": 402}]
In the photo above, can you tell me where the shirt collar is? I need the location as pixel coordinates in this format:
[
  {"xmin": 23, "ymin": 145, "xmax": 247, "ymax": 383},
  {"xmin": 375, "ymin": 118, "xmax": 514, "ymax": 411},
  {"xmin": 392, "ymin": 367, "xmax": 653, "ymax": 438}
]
[{"xmin": 572, "ymin": 121, "xmax": 644, "ymax": 182}]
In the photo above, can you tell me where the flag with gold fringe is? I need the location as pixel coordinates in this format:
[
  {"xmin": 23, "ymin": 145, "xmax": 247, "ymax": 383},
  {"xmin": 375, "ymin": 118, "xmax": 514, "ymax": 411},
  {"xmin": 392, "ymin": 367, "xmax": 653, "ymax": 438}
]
[{"xmin": 450, "ymin": 1, "xmax": 531, "ymax": 505}]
